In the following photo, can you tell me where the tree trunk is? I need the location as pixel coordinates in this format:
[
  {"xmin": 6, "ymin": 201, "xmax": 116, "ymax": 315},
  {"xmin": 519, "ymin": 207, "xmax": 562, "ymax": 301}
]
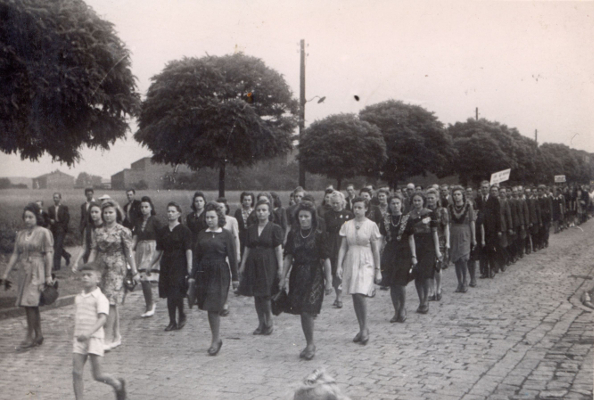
[
  {"xmin": 218, "ymin": 162, "xmax": 226, "ymax": 198},
  {"xmin": 336, "ymin": 177, "xmax": 342, "ymax": 191}
]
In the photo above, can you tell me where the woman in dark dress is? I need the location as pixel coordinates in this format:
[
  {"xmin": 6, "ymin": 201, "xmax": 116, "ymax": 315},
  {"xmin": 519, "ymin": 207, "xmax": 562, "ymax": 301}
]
[
  {"xmin": 271, "ymin": 192, "xmax": 289, "ymax": 241},
  {"xmin": 132, "ymin": 196, "xmax": 162, "ymax": 317},
  {"xmin": 324, "ymin": 191, "xmax": 353, "ymax": 309},
  {"xmin": 280, "ymin": 202, "xmax": 332, "ymax": 360},
  {"xmin": 238, "ymin": 200, "xmax": 284, "ymax": 335},
  {"xmin": 234, "ymin": 191, "xmax": 256, "ymax": 258},
  {"xmin": 380, "ymin": 194, "xmax": 415, "ymax": 323},
  {"xmin": 73, "ymin": 202, "xmax": 102, "ymax": 269},
  {"xmin": 190, "ymin": 203, "xmax": 238, "ymax": 356},
  {"xmin": 153, "ymin": 202, "xmax": 192, "ymax": 331},
  {"xmin": 186, "ymin": 191, "xmax": 208, "ymax": 246},
  {"xmin": 407, "ymin": 192, "xmax": 442, "ymax": 314}
]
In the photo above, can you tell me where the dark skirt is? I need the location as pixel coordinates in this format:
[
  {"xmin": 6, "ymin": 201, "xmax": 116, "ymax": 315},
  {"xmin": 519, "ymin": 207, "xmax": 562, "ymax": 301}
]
[
  {"xmin": 194, "ymin": 259, "xmax": 230, "ymax": 312},
  {"xmin": 328, "ymin": 232, "xmax": 342, "ymax": 290},
  {"xmin": 414, "ymin": 233, "xmax": 436, "ymax": 280},
  {"xmin": 380, "ymin": 239, "xmax": 411, "ymax": 287},
  {"xmin": 238, "ymin": 247, "xmax": 278, "ymax": 298},
  {"xmin": 159, "ymin": 253, "xmax": 188, "ymax": 300},
  {"xmin": 286, "ymin": 262, "xmax": 324, "ymax": 316}
]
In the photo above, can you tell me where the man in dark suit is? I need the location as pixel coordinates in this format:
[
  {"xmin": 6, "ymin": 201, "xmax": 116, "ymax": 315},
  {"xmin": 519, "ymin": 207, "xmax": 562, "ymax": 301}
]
[
  {"xmin": 79, "ymin": 188, "xmax": 95, "ymax": 235},
  {"xmin": 48, "ymin": 192, "xmax": 71, "ymax": 270},
  {"xmin": 345, "ymin": 184, "xmax": 357, "ymax": 212},
  {"xmin": 359, "ymin": 187, "xmax": 382, "ymax": 224},
  {"xmin": 475, "ymin": 180, "xmax": 491, "ymax": 278},
  {"xmin": 123, "ymin": 188, "xmax": 141, "ymax": 230}
]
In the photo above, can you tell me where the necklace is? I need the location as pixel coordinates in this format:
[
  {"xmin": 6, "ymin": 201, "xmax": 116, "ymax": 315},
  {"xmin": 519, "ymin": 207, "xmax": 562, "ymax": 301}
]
[
  {"xmin": 300, "ymin": 227, "xmax": 312, "ymax": 239},
  {"xmin": 390, "ymin": 214, "xmax": 402, "ymax": 227},
  {"xmin": 25, "ymin": 228, "xmax": 35, "ymax": 241}
]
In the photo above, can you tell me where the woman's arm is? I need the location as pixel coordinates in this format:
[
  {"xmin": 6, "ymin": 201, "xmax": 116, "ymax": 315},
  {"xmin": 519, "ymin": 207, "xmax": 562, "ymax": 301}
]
[
  {"xmin": 433, "ymin": 230, "xmax": 442, "ymax": 260},
  {"xmin": 371, "ymin": 238, "xmax": 382, "ymax": 284},
  {"xmin": 185, "ymin": 249, "xmax": 192, "ymax": 276},
  {"xmin": 2, "ymin": 241, "xmax": 20, "ymax": 281},
  {"xmin": 444, "ymin": 224, "xmax": 450, "ymax": 250},
  {"xmin": 274, "ymin": 245, "xmax": 283, "ymax": 277},
  {"xmin": 323, "ymin": 258, "xmax": 333, "ymax": 294},
  {"xmin": 470, "ymin": 221, "xmax": 476, "ymax": 247},
  {"xmin": 481, "ymin": 224, "xmax": 486, "ymax": 247},
  {"xmin": 336, "ymin": 237, "xmax": 348, "ymax": 278},
  {"xmin": 121, "ymin": 230, "xmax": 138, "ymax": 276},
  {"xmin": 408, "ymin": 235, "xmax": 417, "ymax": 264},
  {"xmin": 239, "ymin": 247, "xmax": 250, "ymax": 277},
  {"xmin": 279, "ymin": 254, "xmax": 293, "ymax": 289}
]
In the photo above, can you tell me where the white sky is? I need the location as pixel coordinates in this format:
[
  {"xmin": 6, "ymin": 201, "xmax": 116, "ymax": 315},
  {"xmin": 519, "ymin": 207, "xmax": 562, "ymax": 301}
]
[{"xmin": 1, "ymin": 0, "xmax": 593, "ymax": 179}]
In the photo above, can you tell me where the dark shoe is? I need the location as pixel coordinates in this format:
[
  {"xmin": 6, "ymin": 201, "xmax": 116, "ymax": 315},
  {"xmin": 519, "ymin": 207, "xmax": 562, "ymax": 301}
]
[
  {"xmin": 390, "ymin": 315, "xmax": 399, "ymax": 323},
  {"xmin": 65, "ymin": 254, "xmax": 71, "ymax": 267},
  {"xmin": 428, "ymin": 294, "xmax": 437, "ymax": 301},
  {"xmin": 34, "ymin": 336, "xmax": 44, "ymax": 346},
  {"xmin": 219, "ymin": 308, "xmax": 230, "ymax": 317},
  {"xmin": 353, "ymin": 332, "xmax": 362, "ymax": 343},
  {"xmin": 116, "ymin": 378, "xmax": 127, "ymax": 400},
  {"xmin": 489, "ymin": 270, "xmax": 496, "ymax": 279},
  {"xmin": 19, "ymin": 340, "xmax": 36, "ymax": 349},
  {"xmin": 303, "ymin": 345, "xmax": 316, "ymax": 360},
  {"xmin": 436, "ymin": 293, "xmax": 442, "ymax": 301},
  {"xmin": 397, "ymin": 314, "xmax": 407, "ymax": 323},
  {"xmin": 462, "ymin": 286, "xmax": 468, "ymax": 293},
  {"xmin": 299, "ymin": 348, "xmax": 308, "ymax": 359},
  {"xmin": 335, "ymin": 300, "xmax": 343, "ymax": 309},
  {"xmin": 455, "ymin": 285, "xmax": 462, "ymax": 293},
  {"xmin": 262, "ymin": 324, "xmax": 274, "ymax": 335},
  {"xmin": 479, "ymin": 274, "xmax": 488, "ymax": 279},
  {"xmin": 176, "ymin": 316, "xmax": 186, "ymax": 330},
  {"xmin": 380, "ymin": 286, "xmax": 389, "ymax": 291},
  {"xmin": 253, "ymin": 326, "xmax": 263, "ymax": 335},
  {"xmin": 416, "ymin": 305, "xmax": 428, "ymax": 314},
  {"xmin": 208, "ymin": 340, "xmax": 223, "ymax": 356},
  {"xmin": 469, "ymin": 279, "xmax": 477, "ymax": 288},
  {"xmin": 164, "ymin": 322, "xmax": 177, "ymax": 331}
]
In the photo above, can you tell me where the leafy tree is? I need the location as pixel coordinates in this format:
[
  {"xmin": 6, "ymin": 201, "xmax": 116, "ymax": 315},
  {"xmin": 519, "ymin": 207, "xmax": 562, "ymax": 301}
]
[
  {"xmin": 0, "ymin": 178, "xmax": 11, "ymax": 190},
  {"xmin": 359, "ymin": 100, "xmax": 454, "ymax": 188},
  {"xmin": 538, "ymin": 143, "xmax": 592, "ymax": 183},
  {"xmin": 75, "ymin": 172, "xmax": 102, "ymax": 188},
  {"xmin": 135, "ymin": 54, "xmax": 298, "ymax": 197},
  {"xmin": 0, "ymin": 0, "xmax": 140, "ymax": 165},
  {"xmin": 298, "ymin": 114, "xmax": 387, "ymax": 190}
]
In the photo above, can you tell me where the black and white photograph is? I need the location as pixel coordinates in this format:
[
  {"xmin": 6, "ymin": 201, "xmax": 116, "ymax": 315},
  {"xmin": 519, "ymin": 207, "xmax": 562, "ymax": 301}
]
[{"xmin": 0, "ymin": 1, "xmax": 593, "ymax": 399}]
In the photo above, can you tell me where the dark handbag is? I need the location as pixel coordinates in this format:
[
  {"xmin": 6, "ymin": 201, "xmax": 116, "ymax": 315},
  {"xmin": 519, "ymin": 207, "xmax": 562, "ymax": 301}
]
[
  {"xmin": 271, "ymin": 289, "xmax": 289, "ymax": 316},
  {"xmin": 40, "ymin": 275, "xmax": 59, "ymax": 306}
]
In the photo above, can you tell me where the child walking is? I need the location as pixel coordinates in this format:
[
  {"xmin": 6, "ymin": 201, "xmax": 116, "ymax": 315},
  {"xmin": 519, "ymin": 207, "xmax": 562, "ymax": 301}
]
[{"xmin": 73, "ymin": 263, "xmax": 127, "ymax": 400}]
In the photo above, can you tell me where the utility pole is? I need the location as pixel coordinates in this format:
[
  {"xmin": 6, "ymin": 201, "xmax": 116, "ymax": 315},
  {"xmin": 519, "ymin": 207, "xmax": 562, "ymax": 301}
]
[
  {"xmin": 535, "ymin": 129, "xmax": 538, "ymax": 146},
  {"xmin": 475, "ymin": 107, "xmax": 479, "ymax": 120},
  {"xmin": 298, "ymin": 39, "xmax": 306, "ymax": 189}
]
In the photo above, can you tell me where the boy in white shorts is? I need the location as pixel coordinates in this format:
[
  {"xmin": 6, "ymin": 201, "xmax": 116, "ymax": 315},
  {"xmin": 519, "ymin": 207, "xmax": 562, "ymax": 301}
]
[{"xmin": 73, "ymin": 263, "xmax": 127, "ymax": 400}]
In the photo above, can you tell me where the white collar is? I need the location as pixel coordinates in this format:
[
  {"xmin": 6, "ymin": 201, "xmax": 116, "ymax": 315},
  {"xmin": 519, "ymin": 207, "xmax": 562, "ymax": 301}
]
[
  {"xmin": 80, "ymin": 287, "xmax": 102, "ymax": 298},
  {"xmin": 205, "ymin": 227, "xmax": 223, "ymax": 233}
]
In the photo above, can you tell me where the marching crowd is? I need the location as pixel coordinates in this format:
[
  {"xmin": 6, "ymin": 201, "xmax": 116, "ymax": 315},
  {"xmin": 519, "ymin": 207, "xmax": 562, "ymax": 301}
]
[{"xmin": 1, "ymin": 182, "xmax": 592, "ymax": 399}]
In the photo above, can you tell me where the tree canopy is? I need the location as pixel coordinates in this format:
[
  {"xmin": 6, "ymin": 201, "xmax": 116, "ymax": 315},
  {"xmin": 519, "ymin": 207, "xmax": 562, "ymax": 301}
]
[
  {"xmin": 0, "ymin": 0, "xmax": 140, "ymax": 165},
  {"xmin": 298, "ymin": 114, "xmax": 387, "ymax": 190},
  {"xmin": 359, "ymin": 100, "xmax": 454, "ymax": 187},
  {"xmin": 135, "ymin": 53, "xmax": 298, "ymax": 196}
]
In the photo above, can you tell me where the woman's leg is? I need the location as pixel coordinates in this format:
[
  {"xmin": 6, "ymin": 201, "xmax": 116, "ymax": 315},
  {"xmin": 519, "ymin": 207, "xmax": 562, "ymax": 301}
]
[
  {"xmin": 391, "ymin": 285, "xmax": 406, "ymax": 319},
  {"xmin": 176, "ymin": 297, "xmax": 185, "ymax": 323},
  {"xmin": 262, "ymin": 298, "xmax": 273, "ymax": 329},
  {"xmin": 104, "ymin": 305, "xmax": 116, "ymax": 344},
  {"xmin": 32, "ymin": 307, "xmax": 43, "ymax": 340},
  {"xmin": 140, "ymin": 280, "xmax": 153, "ymax": 312},
  {"xmin": 113, "ymin": 304, "xmax": 120, "ymax": 342},
  {"xmin": 468, "ymin": 260, "xmax": 477, "ymax": 287},
  {"xmin": 454, "ymin": 260, "xmax": 463, "ymax": 290},
  {"xmin": 207, "ymin": 311, "xmax": 220, "ymax": 348},
  {"xmin": 414, "ymin": 278, "xmax": 423, "ymax": 305},
  {"xmin": 334, "ymin": 287, "xmax": 342, "ymax": 305},
  {"xmin": 254, "ymin": 297, "xmax": 264, "ymax": 331},
  {"xmin": 301, "ymin": 312, "xmax": 315, "ymax": 349},
  {"xmin": 23, "ymin": 307, "xmax": 35, "ymax": 343},
  {"xmin": 167, "ymin": 297, "xmax": 177, "ymax": 325},
  {"xmin": 352, "ymin": 294, "xmax": 368, "ymax": 334},
  {"xmin": 435, "ymin": 269, "xmax": 442, "ymax": 297},
  {"xmin": 389, "ymin": 286, "xmax": 400, "ymax": 317}
]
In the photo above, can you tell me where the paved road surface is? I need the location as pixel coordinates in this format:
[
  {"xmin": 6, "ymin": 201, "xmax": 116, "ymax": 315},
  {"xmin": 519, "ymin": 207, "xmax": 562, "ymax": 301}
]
[{"xmin": 1, "ymin": 222, "xmax": 593, "ymax": 400}]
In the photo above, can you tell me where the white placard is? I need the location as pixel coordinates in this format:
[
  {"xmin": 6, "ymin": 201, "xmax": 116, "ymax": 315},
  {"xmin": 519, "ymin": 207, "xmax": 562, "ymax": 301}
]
[
  {"xmin": 490, "ymin": 169, "xmax": 511, "ymax": 185},
  {"xmin": 554, "ymin": 175, "xmax": 566, "ymax": 183}
]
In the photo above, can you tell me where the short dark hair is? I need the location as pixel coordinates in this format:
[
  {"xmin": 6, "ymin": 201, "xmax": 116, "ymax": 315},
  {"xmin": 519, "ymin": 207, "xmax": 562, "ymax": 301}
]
[
  {"xmin": 216, "ymin": 197, "xmax": 230, "ymax": 215},
  {"xmin": 270, "ymin": 192, "xmax": 282, "ymax": 208},
  {"xmin": 126, "ymin": 188, "xmax": 136, "ymax": 194},
  {"xmin": 53, "ymin": 192, "xmax": 62, "ymax": 199},
  {"xmin": 254, "ymin": 199, "xmax": 272, "ymax": 214},
  {"xmin": 140, "ymin": 196, "xmax": 157, "ymax": 216},
  {"xmin": 359, "ymin": 187, "xmax": 373, "ymax": 197},
  {"xmin": 22, "ymin": 203, "xmax": 42, "ymax": 225},
  {"xmin": 190, "ymin": 191, "xmax": 206, "ymax": 212},
  {"xmin": 84, "ymin": 188, "xmax": 94, "ymax": 195},
  {"xmin": 411, "ymin": 191, "xmax": 427, "ymax": 207},
  {"xmin": 292, "ymin": 202, "xmax": 320, "ymax": 232},
  {"xmin": 239, "ymin": 192, "xmax": 255, "ymax": 207},
  {"xmin": 351, "ymin": 196, "xmax": 369, "ymax": 210},
  {"xmin": 204, "ymin": 202, "xmax": 226, "ymax": 227},
  {"xmin": 79, "ymin": 261, "xmax": 100, "ymax": 273},
  {"xmin": 167, "ymin": 201, "xmax": 183, "ymax": 222}
]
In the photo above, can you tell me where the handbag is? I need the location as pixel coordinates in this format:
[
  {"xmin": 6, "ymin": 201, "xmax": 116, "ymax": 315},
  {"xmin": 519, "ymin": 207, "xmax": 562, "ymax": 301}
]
[
  {"xmin": 40, "ymin": 275, "xmax": 59, "ymax": 306},
  {"xmin": 271, "ymin": 289, "xmax": 289, "ymax": 316}
]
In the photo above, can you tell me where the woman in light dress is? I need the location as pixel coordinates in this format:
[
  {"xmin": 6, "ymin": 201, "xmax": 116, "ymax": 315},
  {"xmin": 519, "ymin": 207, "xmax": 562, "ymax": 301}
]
[{"xmin": 336, "ymin": 197, "xmax": 382, "ymax": 345}]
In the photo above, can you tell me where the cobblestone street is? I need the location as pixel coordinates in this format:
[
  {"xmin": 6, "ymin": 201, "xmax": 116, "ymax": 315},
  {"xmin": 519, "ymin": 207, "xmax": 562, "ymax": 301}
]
[{"xmin": 1, "ymin": 222, "xmax": 593, "ymax": 400}]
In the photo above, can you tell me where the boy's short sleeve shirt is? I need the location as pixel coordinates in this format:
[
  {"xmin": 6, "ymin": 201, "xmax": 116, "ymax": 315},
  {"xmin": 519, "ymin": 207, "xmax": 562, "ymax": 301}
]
[{"xmin": 74, "ymin": 287, "xmax": 109, "ymax": 339}]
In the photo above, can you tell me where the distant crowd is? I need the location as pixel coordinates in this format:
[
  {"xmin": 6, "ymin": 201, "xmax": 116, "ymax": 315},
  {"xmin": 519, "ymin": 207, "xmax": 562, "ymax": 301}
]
[{"xmin": 2, "ymin": 182, "xmax": 592, "ymax": 400}]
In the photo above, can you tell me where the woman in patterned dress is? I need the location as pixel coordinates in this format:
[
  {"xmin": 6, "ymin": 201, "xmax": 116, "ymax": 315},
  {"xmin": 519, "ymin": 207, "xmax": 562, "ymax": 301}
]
[
  {"xmin": 132, "ymin": 196, "xmax": 162, "ymax": 318},
  {"xmin": 426, "ymin": 189, "xmax": 449, "ymax": 301},
  {"xmin": 280, "ymin": 202, "xmax": 333, "ymax": 360},
  {"xmin": 73, "ymin": 202, "xmax": 102, "ymax": 269},
  {"xmin": 448, "ymin": 186, "xmax": 477, "ymax": 293},
  {"xmin": 336, "ymin": 197, "xmax": 382, "ymax": 345},
  {"xmin": 379, "ymin": 194, "xmax": 415, "ymax": 323},
  {"xmin": 88, "ymin": 200, "xmax": 138, "ymax": 350},
  {"xmin": 2, "ymin": 203, "xmax": 54, "ymax": 348},
  {"xmin": 323, "ymin": 191, "xmax": 353, "ymax": 309},
  {"xmin": 238, "ymin": 200, "xmax": 284, "ymax": 335}
]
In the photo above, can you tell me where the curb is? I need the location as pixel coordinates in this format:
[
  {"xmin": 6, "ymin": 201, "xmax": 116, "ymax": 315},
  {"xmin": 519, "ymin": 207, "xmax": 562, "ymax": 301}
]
[{"xmin": 0, "ymin": 294, "xmax": 76, "ymax": 321}]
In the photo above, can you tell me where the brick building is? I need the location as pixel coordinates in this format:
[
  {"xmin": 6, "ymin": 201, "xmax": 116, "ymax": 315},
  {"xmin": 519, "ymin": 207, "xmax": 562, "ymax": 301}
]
[
  {"xmin": 32, "ymin": 170, "xmax": 75, "ymax": 190},
  {"xmin": 111, "ymin": 157, "xmax": 191, "ymax": 190}
]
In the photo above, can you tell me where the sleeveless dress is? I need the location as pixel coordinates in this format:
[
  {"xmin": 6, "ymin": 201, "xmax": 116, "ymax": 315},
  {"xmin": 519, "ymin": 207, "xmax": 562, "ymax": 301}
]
[
  {"xmin": 379, "ymin": 214, "xmax": 412, "ymax": 287},
  {"xmin": 339, "ymin": 219, "xmax": 381, "ymax": 297},
  {"xmin": 14, "ymin": 227, "xmax": 54, "ymax": 307}
]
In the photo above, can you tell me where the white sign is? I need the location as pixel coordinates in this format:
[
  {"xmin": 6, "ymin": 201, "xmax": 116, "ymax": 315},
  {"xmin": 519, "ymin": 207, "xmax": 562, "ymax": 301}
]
[
  {"xmin": 554, "ymin": 175, "xmax": 566, "ymax": 183},
  {"xmin": 490, "ymin": 169, "xmax": 511, "ymax": 185}
]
